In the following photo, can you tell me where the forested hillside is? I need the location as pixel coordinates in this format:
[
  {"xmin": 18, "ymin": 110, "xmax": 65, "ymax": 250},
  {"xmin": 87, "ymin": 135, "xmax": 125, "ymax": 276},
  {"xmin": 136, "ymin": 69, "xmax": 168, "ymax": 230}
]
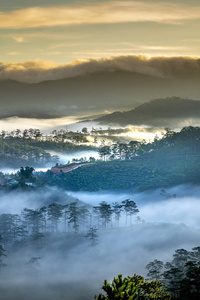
[
  {"xmin": 0, "ymin": 128, "xmax": 93, "ymax": 167},
  {"xmin": 41, "ymin": 126, "xmax": 200, "ymax": 191}
]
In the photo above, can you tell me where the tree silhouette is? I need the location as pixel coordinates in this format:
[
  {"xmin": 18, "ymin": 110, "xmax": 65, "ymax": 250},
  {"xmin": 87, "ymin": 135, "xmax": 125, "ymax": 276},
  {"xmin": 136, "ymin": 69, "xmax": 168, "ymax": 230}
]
[
  {"xmin": 68, "ymin": 202, "xmax": 80, "ymax": 233},
  {"xmin": 19, "ymin": 166, "xmax": 35, "ymax": 181},
  {"xmin": 47, "ymin": 203, "xmax": 63, "ymax": 232},
  {"xmin": 122, "ymin": 199, "xmax": 139, "ymax": 226},
  {"xmin": 146, "ymin": 259, "xmax": 164, "ymax": 281},
  {"xmin": 85, "ymin": 227, "xmax": 98, "ymax": 247},
  {"xmin": 98, "ymin": 146, "xmax": 111, "ymax": 161},
  {"xmin": 112, "ymin": 202, "xmax": 123, "ymax": 227},
  {"xmin": 94, "ymin": 201, "xmax": 112, "ymax": 229},
  {"xmin": 0, "ymin": 235, "xmax": 6, "ymax": 269}
]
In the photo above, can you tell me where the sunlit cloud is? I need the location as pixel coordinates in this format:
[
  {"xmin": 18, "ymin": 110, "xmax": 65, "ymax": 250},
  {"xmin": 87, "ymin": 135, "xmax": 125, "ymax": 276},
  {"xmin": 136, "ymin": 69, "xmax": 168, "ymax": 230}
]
[
  {"xmin": 4, "ymin": 32, "xmax": 83, "ymax": 41},
  {"xmin": 0, "ymin": 116, "xmax": 80, "ymax": 132},
  {"xmin": 12, "ymin": 36, "xmax": 24, "ymax": 43},
  {"xmin": 0, "ymin": 1, "xmax": 200, "ymax": 29},
  {"xmin": 7, "ymin": 52, "xmax": 21, "ymax": 55},
  {"xmin": 0, "ymin": 55, "xmax": 200, "ymax": 83},
  {"xmin": 140, "ymin": 46, "xmax": 188, "ymax": 51}
]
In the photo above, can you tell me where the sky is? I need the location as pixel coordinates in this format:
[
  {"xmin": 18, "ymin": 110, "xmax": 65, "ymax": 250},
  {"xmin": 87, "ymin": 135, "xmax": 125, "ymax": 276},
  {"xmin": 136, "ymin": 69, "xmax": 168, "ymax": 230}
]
[{"xmin": 1, "ymin": 0, "xmax": 200, "ymax": 64}]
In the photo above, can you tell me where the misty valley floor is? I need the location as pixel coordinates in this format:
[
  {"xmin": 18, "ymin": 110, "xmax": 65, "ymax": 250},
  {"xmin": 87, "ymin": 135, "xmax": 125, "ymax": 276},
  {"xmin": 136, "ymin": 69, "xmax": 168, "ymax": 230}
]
[
  {"xmin": 1, "ymin": 223, "xmax": 200, "ymax": 300},
  {"xmin": 1, "ymin": 187, "xmax": 200, "ymax": 300}
]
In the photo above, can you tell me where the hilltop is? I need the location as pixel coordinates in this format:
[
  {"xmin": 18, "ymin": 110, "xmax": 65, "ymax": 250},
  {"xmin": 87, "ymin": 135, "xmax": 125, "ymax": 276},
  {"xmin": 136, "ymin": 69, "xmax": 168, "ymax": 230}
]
[{"xmin": 95, "ymin": 97, "xmax": 200, "ymax": 127}]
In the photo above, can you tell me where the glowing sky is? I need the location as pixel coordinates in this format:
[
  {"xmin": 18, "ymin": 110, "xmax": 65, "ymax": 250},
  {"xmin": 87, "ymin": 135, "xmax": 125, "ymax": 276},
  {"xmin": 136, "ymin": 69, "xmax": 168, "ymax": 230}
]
[{"xmin": 1, "ymin": 0, "xmax": 200, "ymax": 63}]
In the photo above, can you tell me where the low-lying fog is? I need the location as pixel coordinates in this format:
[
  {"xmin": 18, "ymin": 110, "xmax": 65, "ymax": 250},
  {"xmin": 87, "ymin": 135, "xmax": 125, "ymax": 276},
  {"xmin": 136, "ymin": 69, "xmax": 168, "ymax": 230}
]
[
  {"xmin": 48, "ymin": 150, "xmax": 100, "ymax": 164},
  {"xmin": 0, "ymin": 150, "xmax": 100, "ymax": 174},
  {"xmin": 69, "ymin": 184, "xmax": 200, "ymax": 227},
  {"xmin": 0, "ymin": 185, "xmax": 200, "ymax": 299}
]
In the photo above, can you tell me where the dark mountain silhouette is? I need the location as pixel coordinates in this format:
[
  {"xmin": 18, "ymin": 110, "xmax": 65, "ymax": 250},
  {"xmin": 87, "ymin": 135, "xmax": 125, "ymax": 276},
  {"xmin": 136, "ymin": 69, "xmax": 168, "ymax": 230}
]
[
  {"xmin": 0, "ymin": 70, "xmax": 200, "ymax": 119},
  {"xmin": 94, "ymin": 97, "xmax": 200, "ymax": 127}
]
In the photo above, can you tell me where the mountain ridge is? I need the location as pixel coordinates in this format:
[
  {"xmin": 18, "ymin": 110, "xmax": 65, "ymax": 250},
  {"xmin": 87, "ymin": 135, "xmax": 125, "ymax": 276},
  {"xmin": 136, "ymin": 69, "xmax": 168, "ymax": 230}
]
[
  {"xmin": 1, "ymin": 70, "xmax": 200, "ymax": 119},
  {"xmin": 94, "ymin": 97, "xmax": 200, "ymax": 127}
]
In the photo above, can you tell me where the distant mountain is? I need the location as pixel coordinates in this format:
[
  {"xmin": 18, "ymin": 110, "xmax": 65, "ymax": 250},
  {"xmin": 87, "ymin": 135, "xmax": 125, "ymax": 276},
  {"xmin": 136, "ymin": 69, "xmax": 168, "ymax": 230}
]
[
  {"xmin": 94, "ymin": 97, "xmax": 200, "ymax": 127},
  {"xmin": 1, "ymin": 70, "xmax": 200, "ymax": 119}
]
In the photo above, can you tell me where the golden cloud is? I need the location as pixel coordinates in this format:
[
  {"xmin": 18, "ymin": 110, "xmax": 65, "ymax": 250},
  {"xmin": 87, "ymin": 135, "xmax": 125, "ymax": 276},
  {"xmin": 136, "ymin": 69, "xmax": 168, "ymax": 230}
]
[
  {"xmin": 0, "ymin": 1, "xmax": 200, "ymax": 29},
  {"xmin": 12, "ymin": 36, "xmax": 24, "ymax": 43},
  {"xmin": 0, "ymin": 55, "xmax": 200, "ymax": 83}
]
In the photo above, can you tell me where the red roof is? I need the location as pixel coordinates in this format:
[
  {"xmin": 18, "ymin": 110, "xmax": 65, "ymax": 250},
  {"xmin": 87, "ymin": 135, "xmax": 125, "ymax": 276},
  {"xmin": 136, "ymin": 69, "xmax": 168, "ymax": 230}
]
[{"xmin": 51, "ymin": 164, "xmax": 81, "ymax": 174}]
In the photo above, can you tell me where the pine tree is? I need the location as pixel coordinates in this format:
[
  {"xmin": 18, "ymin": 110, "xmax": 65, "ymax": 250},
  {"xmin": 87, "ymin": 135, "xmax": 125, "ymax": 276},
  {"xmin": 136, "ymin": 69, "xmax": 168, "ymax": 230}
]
[
  {"xmin": 85, "ymin": 227, "xmax": 98, "ymax": 247},
  {"xmin": 68, "ymin": 202, "xmax": 79, "ymax": 233},
  {"xmin": 0, "ymin": 235, "xmax": 6, "ymax": 269},
  {"xmin": 122, "ymin": 199, "xmax": 139, "ymax": 226}
]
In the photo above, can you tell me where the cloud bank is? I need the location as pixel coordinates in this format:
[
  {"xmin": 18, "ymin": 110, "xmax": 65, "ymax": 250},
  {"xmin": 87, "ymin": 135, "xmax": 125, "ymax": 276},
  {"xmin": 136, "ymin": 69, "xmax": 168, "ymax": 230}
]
[
  {"xmin": 0, "ymin": 1, "xmax": 200, "ymax": 29},
  {"xmin": 0, "ymin": 55, "xmax": 200, "ymax": 83}
]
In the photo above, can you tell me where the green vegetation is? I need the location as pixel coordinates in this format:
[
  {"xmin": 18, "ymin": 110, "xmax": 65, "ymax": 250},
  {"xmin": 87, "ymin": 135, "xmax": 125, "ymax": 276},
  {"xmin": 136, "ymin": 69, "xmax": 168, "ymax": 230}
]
[
  {"xmin": 95, "ymin": 244, "xmax": 200, "ymax": 300},
  {"xmin": 0, "ymin": 128, "xmax": 95, "ymax": 167},
  {"xmin": 95, "ymin": 274, "xmax": 171, "ymax": 300},
  {"xmin": 40, "ymin": 158, "xmax": 198, "ymax": 191},
  {"xmin": 146, "ymin": 247, "xmax": 200, "ymax": 300},
  {"xmin": 40, "ymin": 126, "xmax": 200, "ymax": 191},
  {"xmin": 1, "ymin": 126, "xmax": 200, "ymax": 192}
]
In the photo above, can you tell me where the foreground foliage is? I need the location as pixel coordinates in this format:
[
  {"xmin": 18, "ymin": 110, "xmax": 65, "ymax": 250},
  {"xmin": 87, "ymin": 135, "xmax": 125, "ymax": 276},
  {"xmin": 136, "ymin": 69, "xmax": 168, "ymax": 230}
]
[{"xmin": 95, "ymin": 274, "xmax": 171, "ymax": 300}]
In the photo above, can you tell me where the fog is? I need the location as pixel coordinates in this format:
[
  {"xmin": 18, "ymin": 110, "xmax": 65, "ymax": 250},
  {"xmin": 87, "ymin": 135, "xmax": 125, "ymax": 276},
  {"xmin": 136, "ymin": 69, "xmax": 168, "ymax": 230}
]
[
  {"xmin": 0, "ymin": 150, "xmax": 99, "ymax": 175},
  {"xmin": 0, "ymin": 187, "xmax": 81, "ymax": 214},
  {"xmin": 0, "ymin": 185, "xmax": 200, "ymax": 299},
  {"xmin": 48, "ymin": 150, "xmax": 99, "ymax": 165},
  {"xmin": 69, "ymin": 185, "xmax": 200, "ymax": 227}
]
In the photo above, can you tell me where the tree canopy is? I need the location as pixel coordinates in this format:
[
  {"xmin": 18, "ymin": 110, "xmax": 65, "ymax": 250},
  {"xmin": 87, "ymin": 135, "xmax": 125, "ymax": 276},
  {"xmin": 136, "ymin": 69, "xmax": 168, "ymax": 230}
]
[{"xmin": 95, "ymin": 274, "xmax": 171, "ymax": 300}]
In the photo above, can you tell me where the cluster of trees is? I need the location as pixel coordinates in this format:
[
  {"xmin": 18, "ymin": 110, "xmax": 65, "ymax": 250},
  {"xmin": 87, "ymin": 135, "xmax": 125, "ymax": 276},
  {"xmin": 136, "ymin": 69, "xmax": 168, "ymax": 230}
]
[
  {"xmin": 0, "ymin": 139, "xmax": 59, "ymax": 166},
  {"xmin": 0, "ymin": 131, "xmax": 59, "ymax": 167},
  {"xmin": 0, "ymin": 126, "xmax": 129, "ymax": 147},
  {"xmin": 146, "ymin": 247, "xmax": 200, "ymax": 299},
  {"xmin": 0, "ymin": 199, "xmax": 139, "ymax": 256},
  {"xmin": 137, "ymin": 126, "xmax": 200, "ymax": 159},
  {"xmin": 98, "ymin": 126, "xmax": 200, "ymax": 162},
  {"xmin": 0, "ymin": 128, "xmax": 89, "ymax": 144},
  {"xmin": 0, "ymin": 128, "xmax": 97, "ymax": 167},
  {"xmin": 0, "ymin": 198, "xmax": 140, "ymax": 271},
  {"xmin": 98, "ymin": 141, "xmax": 140, "ymax": 161}
]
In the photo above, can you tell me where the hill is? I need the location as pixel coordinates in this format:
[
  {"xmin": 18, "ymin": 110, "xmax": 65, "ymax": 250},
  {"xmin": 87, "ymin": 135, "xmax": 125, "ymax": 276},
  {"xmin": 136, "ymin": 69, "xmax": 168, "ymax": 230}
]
[
  {"xmin": 1, "ymin": 70, "xmax": 200, "ymax": 119},
  {"xmin": 40, "ymin": 126, "xmax": 200, "ymax": 191},
  {"xmin": 94, "ymin": 97, "xmax": 200, "ymax": 127}
]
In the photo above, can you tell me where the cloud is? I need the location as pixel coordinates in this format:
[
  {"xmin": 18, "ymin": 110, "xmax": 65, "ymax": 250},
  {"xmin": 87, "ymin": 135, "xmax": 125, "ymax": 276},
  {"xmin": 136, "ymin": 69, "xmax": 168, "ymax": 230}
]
[
  {"xmin": 0, "ymin": 1, "xmax": 200, "ymax": 29},
  {"xmin": 12, "ymin": 36, "xmax": 24, "ymax": 43},
  {"xmin": 7, "ymin": 52, "xmax": 21, "ymax": 56},
  {"xmin": 0, "ymin": 55, "xmax": 200, "ymax": 83}
]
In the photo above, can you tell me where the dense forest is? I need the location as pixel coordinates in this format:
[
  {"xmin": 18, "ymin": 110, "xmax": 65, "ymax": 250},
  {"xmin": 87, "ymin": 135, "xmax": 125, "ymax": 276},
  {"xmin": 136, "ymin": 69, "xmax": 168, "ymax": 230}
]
[
  {"xmin": 0, "ymin": 128, "xmax": 94, "ymax": 167},
  {"xmin": 36, "ymin": 126, "xmax": 200, "ymax": 192}
]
